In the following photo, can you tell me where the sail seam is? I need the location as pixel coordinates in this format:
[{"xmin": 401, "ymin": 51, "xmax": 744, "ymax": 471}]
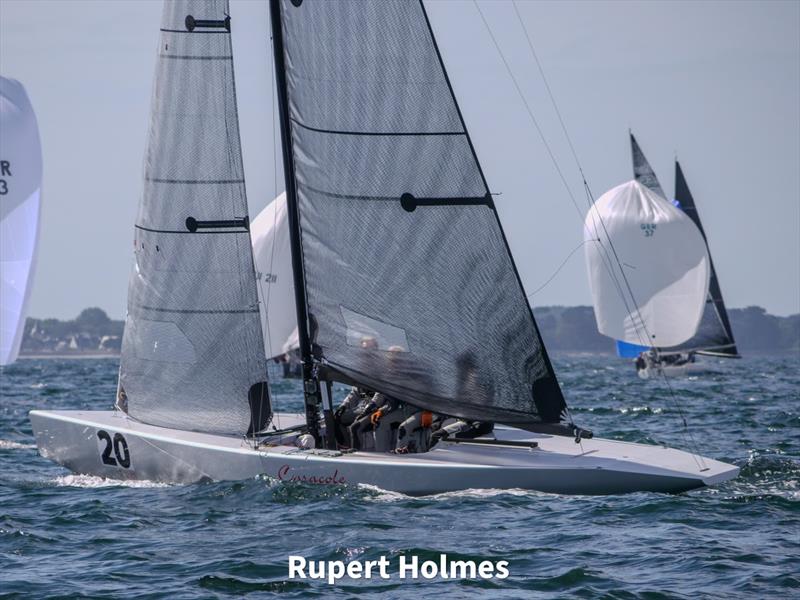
[
  {"xmin": 158, "ymin": 55, "xmax": 233, "ymax": 61},
  {"xmin": 301, "ymin": 184, "xmax": 491, "ymax": 206},
  {"xmin": 135, "ymin": 224, "xmax": 247, "ymax": 235},
  {"xmin": 145, "ymin": 177, "xmax": 244, "ymax": 184},
  {"xmin": 290, "ymin": 118, "xmax": 465, "ymax": 137},
  {"xmin": 136, "ymin": 305, "xmax": 259, "ymax": 315}
]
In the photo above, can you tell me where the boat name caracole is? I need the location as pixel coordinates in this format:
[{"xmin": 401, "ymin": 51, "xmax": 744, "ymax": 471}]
[{"xmin": 277, "ymin": 465, "xmax": 346, "ymax": 485}]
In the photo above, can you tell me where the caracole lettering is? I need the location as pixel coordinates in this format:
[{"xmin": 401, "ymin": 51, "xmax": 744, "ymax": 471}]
[{"xmin": 277, "ymin": 464, "xmax": 346, "ymax": 484}]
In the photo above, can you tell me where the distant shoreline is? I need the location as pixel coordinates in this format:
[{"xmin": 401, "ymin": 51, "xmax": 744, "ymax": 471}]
[{"xmin": 18, "ymin": 353, "xmax": 120, "ymax": 360}]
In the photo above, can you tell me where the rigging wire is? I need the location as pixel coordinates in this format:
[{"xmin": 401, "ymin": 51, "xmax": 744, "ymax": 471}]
[
  {"xmin": 511, "ymin": 0, "xmax": 706, "ymax": 468},
  {"xmin": 475, "ymin": 0, "xmax": 707, "ymax": 468},
  {"xmin": 526, "ymin": 239, "xmax": 597, "ymax": 298}
]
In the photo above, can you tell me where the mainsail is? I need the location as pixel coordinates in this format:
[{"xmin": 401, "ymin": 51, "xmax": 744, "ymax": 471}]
[
  {"xmin": 119, "ymin": 0, "xmax": 269, "ymax": 435},
  {"xmin": 672, "ymin": 161, "xmax": 738, "ymax": 356},
  {"xmin": 250, "ymin": 192, "xmax": 297, "ymax": 360},
  {"xmin": 584, "ymin": 180, "xmax": 710, "ymax": 347},
  {"xmin": 0, "ymin": 77, "xmax": 42, "ymax": 366},
  {"xmin": 631, "ymin": 134, "xmax": 738, "ymax": 356},
  {"xmin": 271, "ymin": 0, "xmax": 567, "ymax": 427}
]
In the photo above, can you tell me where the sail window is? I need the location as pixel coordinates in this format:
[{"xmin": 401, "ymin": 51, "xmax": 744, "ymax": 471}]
[
  {"xmin": 340, "ymin": 306, "xmax": 410, "ymax": 353},
  {"xmin": 130, "ymin": 319, "xmax": 197, "ymax": 364}
]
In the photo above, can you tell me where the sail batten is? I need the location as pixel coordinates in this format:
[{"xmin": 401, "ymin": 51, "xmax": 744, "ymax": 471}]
[
  {"xmin": 273, "ymin": 0, "xmax": 567, "ymax": 426},
  {"xmin": 119, "ymin": 0, "xmax": 269, "ymax": 435}
]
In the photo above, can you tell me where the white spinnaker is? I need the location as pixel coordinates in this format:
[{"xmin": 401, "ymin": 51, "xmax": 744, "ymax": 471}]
[
  {"xmin": 584, "ymin": 180, "xmax": 710, "ymax": 348},
  {"xmin": 251, "ymin": 192, "xmax": 298, "ymax": 359},
  {"xmin": 0, "ymin": 77, "xmax": 42, "ymax": 366}
]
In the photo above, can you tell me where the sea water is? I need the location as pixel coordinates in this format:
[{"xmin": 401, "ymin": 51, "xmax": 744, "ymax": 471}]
[{"xmin": 1, "ymin": 355, "xmax": 798, "ymax": 598}]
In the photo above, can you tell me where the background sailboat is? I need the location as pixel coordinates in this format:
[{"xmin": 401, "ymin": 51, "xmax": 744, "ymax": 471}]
[
  {"xmin": 250, "ymin": 192, "xmax": 301, "ymax": 376},
  {"xmin": 0, "ymin": 76, "xmax": 42, "ymax": 366},
  {"xmin": 588, "ymin": 134, "xmax": 739, "ymax": 377}
]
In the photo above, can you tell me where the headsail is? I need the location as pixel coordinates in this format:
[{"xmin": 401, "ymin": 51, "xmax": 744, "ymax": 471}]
[
  {"xmin": 0, "ymin": 77, "xmax": 42, "ymax": 366},
  {"xmin": 670, "ymin": 161, "xmax": 738, "ymax": 356},
  {"xmin": 251, "ymin": 193, "xmax": 298, "ymax": 360},
  {"xmin": 119, "ymin": 0, "xmax": 269, "ymax": 435},
  {"xmin": 271, "ymin": 0, "xmax": 567, "ymax": 427},
  {"xmin": 584, "ymin": 180, "xmax": 710, "ymax": 347}
]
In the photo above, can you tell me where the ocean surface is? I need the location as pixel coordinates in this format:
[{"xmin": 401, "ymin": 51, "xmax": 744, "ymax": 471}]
[{"xmin": 1, "ymin": 354, "xmax": 798, "ymax": 598}]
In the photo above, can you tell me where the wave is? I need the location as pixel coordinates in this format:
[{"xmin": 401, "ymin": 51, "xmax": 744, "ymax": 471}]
[
  {"xmin": 0, "ymin": 440, "xmax": 37, "ymax": 450},
  {"xmin": 51, "ymin": 474, "xmax": 172, "ymax": 489}
]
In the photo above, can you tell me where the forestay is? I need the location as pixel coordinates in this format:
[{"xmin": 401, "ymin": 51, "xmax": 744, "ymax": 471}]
[
  {"xmin": 584, "ymin": 180, "xmax": 710, "ymax": 348},
  {"xmin": 0, "ymin": 77, "xmax": 42, "ymax": 366},
  {"xmin": 119, "ymin": 0, "xmax": 269, "ymax": 435},
  {"xmin": 251, "ymin": 193, "xmax": 298, "ymax": 360},
  {"xmin": 273, "ymin": 0, "xmax": 567, "ymax": 426}
]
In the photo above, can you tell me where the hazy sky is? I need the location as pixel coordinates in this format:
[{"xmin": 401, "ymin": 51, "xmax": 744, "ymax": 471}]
[{"xmin": 1, "ymin": 0, "xmax": 798, "ymax": 319}]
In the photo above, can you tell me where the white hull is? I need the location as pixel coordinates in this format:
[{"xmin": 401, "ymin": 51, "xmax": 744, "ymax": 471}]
[
  {"xmin": 637, "ymin": 361, "xmax": 712, "ymax": 379},
  {"xmin": 30, "ymin": 410, "xmax": 738, "ymax": 495}
]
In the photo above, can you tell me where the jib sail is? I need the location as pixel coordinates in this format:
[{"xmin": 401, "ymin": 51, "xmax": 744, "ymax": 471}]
[
  {"xmin": 119, "ymin": 0, "xmax": 270, "ymax": 435},
  {"xmin": 271, "ymin": 0, "xmax": 567, "ymax": 426}
]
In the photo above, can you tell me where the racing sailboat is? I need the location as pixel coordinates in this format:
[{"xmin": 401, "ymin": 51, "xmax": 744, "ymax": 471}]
[
  {"xmin": 250, "ymin": 192, "xmax": 301, "ymax": 377},
  {"xmin": 30, "ymin": 0, "xmax": 738, "ymax": 494},
  {"xmin": 586, "ymin": 134, "xmax": 739, "ymax": 378},
  {"xmin": 1, "ymin": 76, "xmax": 42, "ymax": 366}
]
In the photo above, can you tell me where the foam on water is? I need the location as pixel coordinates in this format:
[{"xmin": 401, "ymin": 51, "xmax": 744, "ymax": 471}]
[
  {"xmin": 51, "ymin": 474, "xmax": 173, "ymax": 488},
  {"xmin": 0, "ymin": 439, "xmax": 37, "ymax": 450}
]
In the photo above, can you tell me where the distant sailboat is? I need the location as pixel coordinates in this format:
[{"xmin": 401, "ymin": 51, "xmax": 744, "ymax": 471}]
[
  {"xmin": 30, "ymin": 0, "xmax": 737, "ymax": 494},
  {"xmin": 250, "ymin": 192, "xmax": 301, "ymax": 377},
  {"xmin": 586, "ymin": 134, "xmax": 739, "ymax": 378},
  {"xmin": 0, "ymin": 76, "xmax": 42, "ymax": 366}
]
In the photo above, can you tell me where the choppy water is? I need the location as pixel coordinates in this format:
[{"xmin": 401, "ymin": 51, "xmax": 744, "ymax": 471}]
[{"xmin": 1, "ymin": 354, "xmax": 798, "ymax": 598}]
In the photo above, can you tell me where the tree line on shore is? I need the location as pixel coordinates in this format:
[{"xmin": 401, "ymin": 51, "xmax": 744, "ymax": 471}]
[{"xmin": 19, "ymin": 305, "xmax": 799, "ymax": 356}]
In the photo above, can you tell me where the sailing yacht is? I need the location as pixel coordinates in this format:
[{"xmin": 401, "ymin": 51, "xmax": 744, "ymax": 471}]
[
  {"xmin": 0, "ymin": 76, "xmax": 42, "ymax": 366},
  {"xmin": 250, "ymin": 192, "xmax": 302, "ymax": 377},
  {"xmin": 586, "ymin": 134, "xmax": 739, "ymax": 378},
  {"xmin": 30, "ymin": 0, "xmax": 738, "ymax": 494}
]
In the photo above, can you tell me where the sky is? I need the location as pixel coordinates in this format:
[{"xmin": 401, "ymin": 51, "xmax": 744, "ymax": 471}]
[{"xmin": 1, "ymin": 0, "xmax": 798, "ymax": 319}]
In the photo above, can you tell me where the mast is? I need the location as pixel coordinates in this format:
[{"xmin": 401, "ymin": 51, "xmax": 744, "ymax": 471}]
[{"xmin": 269, "ymin": 0, "xmax": 322, "ymax": 439}]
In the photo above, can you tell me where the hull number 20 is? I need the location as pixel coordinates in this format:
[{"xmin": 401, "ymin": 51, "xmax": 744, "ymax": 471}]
[{"xmin": 97, "ymin": 430, "xmax": 131, "ymax": 468}]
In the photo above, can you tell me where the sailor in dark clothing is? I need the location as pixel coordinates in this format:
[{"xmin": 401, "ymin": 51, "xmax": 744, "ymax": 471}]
[
  {"xmin": 333, "ymin": 386, "xmax": 374, "ymax": 447},
  {"xmin": 348, "ymin": 392, "xmax": 400, "ymax": 450},
  {"xmin": 429, "ymin": 418, "xmax": 494, "ymax": 445}
]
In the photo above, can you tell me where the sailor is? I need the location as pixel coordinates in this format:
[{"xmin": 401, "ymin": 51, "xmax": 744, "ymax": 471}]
[
  {"xmin": 634, "ymin": 354, "xmax": 646, "ymax": 372},
  {"xmin": 429, "ymin": 419, "xmax": 494, "ymax": 445},
  {"xmin": 348, "ymin": 392, "xmax": 400, "ymax": 451},
  {"xmin": 333, "ymin": 386, "xmax": 374, "ymax": 447},
  {"xmin": 394, "ymin": 409, "xmax": 438, "ymax": 454}
]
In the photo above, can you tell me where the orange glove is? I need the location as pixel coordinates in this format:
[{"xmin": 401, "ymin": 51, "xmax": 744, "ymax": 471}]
[
  {"xmin": 421, "ymin": 411, "xmax": 434, "ymax": 428},
  {"xmin": 370, "ymin": 409, "xmax": 384, "ymax": 425}
]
